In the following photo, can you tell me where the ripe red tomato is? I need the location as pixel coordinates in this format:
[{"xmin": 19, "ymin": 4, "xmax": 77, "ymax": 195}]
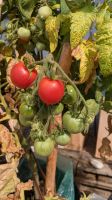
[
  {"xmin": 10, "ymin": 61, "xmax": 37, "ymax": 89},
  {"xmin": 38, "ymin": 77, "xmax": 65, "ymax": 105}
]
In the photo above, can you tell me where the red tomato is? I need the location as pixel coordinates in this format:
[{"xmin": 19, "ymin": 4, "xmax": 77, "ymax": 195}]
[
  {"xmin": 38, "ymin": 77, "xmax": 64, "ymax": 105},
  {"xmin": 10, "ymin": 61, "xmax": 37, "ymax": 89}
]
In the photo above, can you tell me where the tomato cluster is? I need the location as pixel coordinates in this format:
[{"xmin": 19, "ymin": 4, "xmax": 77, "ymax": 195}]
[
  {"xmin": 10, "ymin": 60, "xmax": 97, "ymax": 157},
  {"xmin": 10, "ymin": 61, "xmax": 65, "ymax": 105}
]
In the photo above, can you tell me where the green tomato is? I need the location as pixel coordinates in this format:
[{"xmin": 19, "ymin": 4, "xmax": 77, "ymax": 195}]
[
  {"xmin": 38, "ymin": 6, "xmax": 52, "ymax": 19},
  {"xmin": 53, "ymin": 103, "xmax": 64, "ymax": 115},
  {"xmin": 19, "ymin": 103, "xmax": 34, "ymax": 119},
  {"xmin": 19, "ymin": 114, "xmax": 31, "ymax": 127},
  {"xmin": 55, "ymin": 134, "xmax": 71, "ymax": 146},
  {"xmin": 63, "ymin": 85, "xmax": 77, "ymax": 105},
  {"xmin": 62, "ymin": 112, "xmax": 84, "ymax": 133},
  {"xmin": 34, "ymin": 138, "xmax": 54, "ymax": 157},
  {"xmin": 36, "ymin": 42, "xmax": 46, "ymax": 51},
  {"xmin": 17, "ymin": 27, "xmax": 31, "ymax": 41},
  {"xmin": 30, "ymin": 25, "xmax": 37, "ymax": 33}
]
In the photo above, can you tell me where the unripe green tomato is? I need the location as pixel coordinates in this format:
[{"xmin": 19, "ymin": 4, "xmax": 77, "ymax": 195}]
[
  {"xmin": 34, "ymin": 138, "xmax": 55, "ymax": 157},
  {"xmin": 17, "ymin": 27, "xmax": 31, "ymax": 41},
  {"xmin": 36, "ymin": 42, "xmax": 46, "ymax": 51},
  {"xmin": 55, "ymin": 134, "xmax": 71, "ymax": 146},
  {"xmin": 62, "ymin": 112, "xmax": 85, "ymax": 133},
  {"xmin": 30, "ymin": 25, "xmax": 37, "ymax": 33},
  {"xmin": 38, "ymin": 6, "xmax": 52, "ymax": 19},
  {"xmin": 19, "ymin": 103, "xmax": 34, "ymax": 120}
]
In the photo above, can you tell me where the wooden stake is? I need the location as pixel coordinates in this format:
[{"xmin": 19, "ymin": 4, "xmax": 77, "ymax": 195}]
[
  {"xmin": 45, "ymin": 148, "xmax": 58, "ymax": 196},
  {"xmin": 45, "ymin": 114, "xmax": 62, "ymax": 196}
]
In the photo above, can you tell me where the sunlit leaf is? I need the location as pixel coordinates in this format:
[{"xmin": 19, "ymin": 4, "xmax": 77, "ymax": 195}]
[
  {"xmin": 72, "ymin": 40, "xmax": 97, "ymax": 84},
  {"xmin": 45, "ymin": 16, "xmax": 60, "ymax": 52},
  {"xmin": 70, "ymin": 6, "xmax": 96, "ymax": 49}
]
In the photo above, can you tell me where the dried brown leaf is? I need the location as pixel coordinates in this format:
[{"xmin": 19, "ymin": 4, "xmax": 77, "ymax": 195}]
[
  {"xmin": 0, "ymin": 161, "xmax": 20, "ymax": 199},
  {"xmin": 0, "ymin": 124, "xmax": 22, "ymax": 154}
]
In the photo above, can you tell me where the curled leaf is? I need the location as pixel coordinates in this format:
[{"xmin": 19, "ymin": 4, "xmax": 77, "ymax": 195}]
[
  {"xmin": 65, "ymin": 0, "xmax": 87, "ymax": 12},
  {"xmin": 70, "ymin": 6, "xmax": 96, "ymax": 49},
  {"xmin": 45, "ymin": 16, "xmax": 60, "ymax": 52},
  {"xmin": 0, "ymin": 124, "xmax": 22, "ymax": 154},
  {"xmin": 17, "ymin": 0, "xmax": 36, "ymax": 19},
  {"xmin": 72, "ymin": 40, "xmax": 97, "ymax": 84}
]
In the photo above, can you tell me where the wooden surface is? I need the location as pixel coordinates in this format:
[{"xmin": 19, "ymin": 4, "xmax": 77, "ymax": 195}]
[
  {"xmin": 78, "ymin": 185, "xmax": 111, "ymax": 199},
  {"xmin": 59, "ymin": 149, "xmax": 112, "ymax": 199},
  {"xmin": 95, "ymin": 110, "xmax": 112, "ymax": 161}
]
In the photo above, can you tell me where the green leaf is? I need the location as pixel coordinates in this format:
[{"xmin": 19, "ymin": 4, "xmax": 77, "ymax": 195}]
[
  {"xmin": 103, "ymin": 101, "xmax": 112, "ymax": 112},
  {"xmin": 65, "ymin": 0, "xmax": 87, "ymax": 12},
  {"xmin": 60, "ymin": 0, "xmax": 70, "ymax": 14},
  {"xmin": 70, "ymin": 6, "xmax": 96, "ymax": 49},
  {"xmin": 17, "ymin": 0, "xmax": 36, "ymax": 19},
  {"xmin": 7, "ymin": 0, "xmax": 13, "ymax": 8},
  {"xmin": 58, "ymin": 14, "xmax": 70, "ymax": 36}
]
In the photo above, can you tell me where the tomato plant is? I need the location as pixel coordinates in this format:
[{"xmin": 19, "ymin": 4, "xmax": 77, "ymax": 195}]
[
  {"xmin": 10, "ymin": 61, "xmax": 37, "ymax": 89},
  {"xmin": 34, "ymin": 138, "xmax": 55, "ymax": 157},
  {"xmin": 38, "ymin": 77, "xmax": 65, "ymax": 105},
  {"xmin": 1, "ymin": 0, "xmax": 111, "ymax": 198},
  {"xmin": 62, "ymin": 112, "xmax": 85, "ymax": 133}
]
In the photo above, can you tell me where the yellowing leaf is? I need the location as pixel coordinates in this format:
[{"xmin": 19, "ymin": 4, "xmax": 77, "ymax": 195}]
[
  {"xmin": 70, "ymin": 6, "xmax": 96, "ymax": 49},
  {"xmin": 96, "ymin": 20, "xmax": 112, "ymax": 76},
  {"xmin": 72, "ymin": 40, "xmax": 97, "ymax": 84},
  {"xmin": 45, "ymin": 16, "xmax": 60, "ymax": 52}
]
